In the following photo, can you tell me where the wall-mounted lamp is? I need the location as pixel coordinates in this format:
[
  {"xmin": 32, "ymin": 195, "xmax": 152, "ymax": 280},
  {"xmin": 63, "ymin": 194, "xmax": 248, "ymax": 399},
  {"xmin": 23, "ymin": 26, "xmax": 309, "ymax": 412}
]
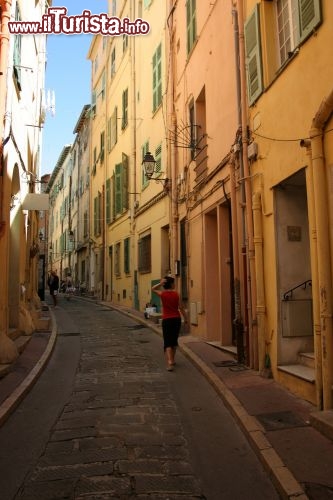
[{"xmin": 142, "ymin": 152, "xmax": 169, "ymax": 186}]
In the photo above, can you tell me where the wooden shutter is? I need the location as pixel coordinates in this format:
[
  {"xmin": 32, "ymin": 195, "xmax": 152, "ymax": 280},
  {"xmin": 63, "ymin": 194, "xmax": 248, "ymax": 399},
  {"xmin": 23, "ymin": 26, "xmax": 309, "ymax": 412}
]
[
  {"xmin": 244, "ymin": 4, "xmax": 263, "ymax": 105},
  {"xmin": 153, "ymin": 44, "xmax": 162, "ymax": 111},
  {"xmin": 115, "ymin": 163, "xmax": 122, "ymax": 215},
  {"xmin": 122, "ymin": 153, "xmax": 129, "ymax": 210},
  {"xmin": 106, "ymin": 178, "xmax": 111, "ymax": 224},
  {"xmin": 298, "ymin": 0, "xmax": 321, "ymax": 42}
]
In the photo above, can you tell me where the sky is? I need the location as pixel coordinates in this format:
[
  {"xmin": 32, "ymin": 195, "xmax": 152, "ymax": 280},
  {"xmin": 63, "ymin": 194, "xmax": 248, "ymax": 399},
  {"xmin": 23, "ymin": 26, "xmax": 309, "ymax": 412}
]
[{"xmin": 41, "ymin": 1, "xmax": 108, "ymax": 175}]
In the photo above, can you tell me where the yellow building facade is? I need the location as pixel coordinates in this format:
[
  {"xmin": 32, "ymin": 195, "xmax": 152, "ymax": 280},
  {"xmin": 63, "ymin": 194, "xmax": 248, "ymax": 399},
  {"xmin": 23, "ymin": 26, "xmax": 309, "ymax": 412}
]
[{"xmin": 244, "ymin": 0, "xmax": 333, "ymax": 408}]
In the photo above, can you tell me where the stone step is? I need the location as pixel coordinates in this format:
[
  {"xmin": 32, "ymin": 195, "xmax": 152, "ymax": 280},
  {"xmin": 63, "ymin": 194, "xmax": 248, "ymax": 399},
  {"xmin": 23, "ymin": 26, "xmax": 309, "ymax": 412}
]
[
  {"xmin": 278, "ymin": 363, "xmax": 315, "ymax": 383},
  {"xmin": 298, "ymin": 351, "xmax": 315, "ymax": 369}
]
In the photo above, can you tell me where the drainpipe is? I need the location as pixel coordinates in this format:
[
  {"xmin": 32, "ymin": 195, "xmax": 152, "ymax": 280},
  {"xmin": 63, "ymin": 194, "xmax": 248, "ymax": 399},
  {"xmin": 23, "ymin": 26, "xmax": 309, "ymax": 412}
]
[
  {"xmin": 302, "ymin": 142, "xmax": 322, "ymax": 409},
  {"xmin": 236, "ymin": 0, "xmax": 258, "ymax": 368},
  {"xmin": 252, "ymin": 192, "xmax": 266, "ymax": 374},
  {"xmin": 309, "ymin": 89, "xmax": 333, "ymax": 410},
  {"xmin": 167, "ymin": 2, "xmax": 179, "ymax": 283},
  {"xmin": 130, "ymin": 0, "xmax": 137, "ymax": 308}
]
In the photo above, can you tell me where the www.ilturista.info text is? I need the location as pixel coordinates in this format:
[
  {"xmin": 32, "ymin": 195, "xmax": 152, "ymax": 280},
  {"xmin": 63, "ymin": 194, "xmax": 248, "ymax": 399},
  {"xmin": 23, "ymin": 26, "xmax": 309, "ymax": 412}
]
[{"xmin": 8, "ymin": 8, "xmax": 150, "ymax": 36}]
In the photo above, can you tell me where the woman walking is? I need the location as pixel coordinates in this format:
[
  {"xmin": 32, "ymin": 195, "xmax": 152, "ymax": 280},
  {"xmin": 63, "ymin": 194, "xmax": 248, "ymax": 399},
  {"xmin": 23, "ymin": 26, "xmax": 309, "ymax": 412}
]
[{"xmin": 152, "ymin": 276, "xmax": 186, "ymax": 371}]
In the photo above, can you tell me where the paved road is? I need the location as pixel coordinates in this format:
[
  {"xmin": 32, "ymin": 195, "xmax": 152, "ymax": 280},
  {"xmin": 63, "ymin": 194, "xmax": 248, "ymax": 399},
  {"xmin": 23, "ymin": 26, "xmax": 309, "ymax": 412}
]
[{"xmin": 0, "ymin": 298, "xmax": 280, "ymax": 499}]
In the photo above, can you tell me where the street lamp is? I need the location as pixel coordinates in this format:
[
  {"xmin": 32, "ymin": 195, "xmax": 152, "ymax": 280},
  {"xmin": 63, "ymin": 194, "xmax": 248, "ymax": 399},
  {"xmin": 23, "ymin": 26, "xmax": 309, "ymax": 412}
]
[{"xmin": 142, "ymin": 152, "xmax": 169, "ymax": 186}]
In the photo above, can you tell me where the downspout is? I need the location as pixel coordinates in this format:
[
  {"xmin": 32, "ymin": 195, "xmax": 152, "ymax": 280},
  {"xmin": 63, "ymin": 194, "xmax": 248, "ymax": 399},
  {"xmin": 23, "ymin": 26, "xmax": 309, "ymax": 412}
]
[
  {"xmin": 236, "ymin": 0, "xmax": 258, "ymax": 369},
  {"xmin": 130, "ymin": 0, "xmax": 137, "ymax": 308},
  {"xmin": 168, "ymin": 2, "xmax": 179, "ymax": 282},
  {"xmin": 309, "ymin": 89, "xmax": 333, "ymax": 410},
  {"xmin": 252, "ymin": 192, "xmax": 267, "ymax": 375},
  {"xmin": 303, "ymin": 142, "xmax": 322, "ymax": 409},
  {"xmin": 0, "ymin": 0, "xmax": 12, "ymax": 236},
  {"xmin": 231, "ymin": 4, "xmax": 244, "ymax": 362}
]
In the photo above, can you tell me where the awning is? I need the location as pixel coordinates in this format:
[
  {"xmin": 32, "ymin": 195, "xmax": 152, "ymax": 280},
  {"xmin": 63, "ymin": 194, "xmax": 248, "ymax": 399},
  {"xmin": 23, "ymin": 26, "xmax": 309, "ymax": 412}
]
[{"xmin": 22, "ymin": 193, "xmax": 49, "ymax": 210}]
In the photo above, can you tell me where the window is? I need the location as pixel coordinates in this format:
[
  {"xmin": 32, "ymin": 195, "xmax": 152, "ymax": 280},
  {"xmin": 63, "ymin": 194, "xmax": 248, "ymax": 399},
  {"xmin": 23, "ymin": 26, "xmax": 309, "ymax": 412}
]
[
  {"xmin": 155, "ymin": 144, "xmax": 162, "ymax": 175},
  {"xmin": 114, "ymin": 154, "xmax": 129, "ymax": 216},
  {"xmin": 122, "ymin": 89, "xmax": 128, "ymax": 129},
  {"xmin": 92, "ymin": 147, "xmax": 97, "ymax": 175},
  {"xmin": 91, "ymin": 90, "xmax": 96, "ymax": 117},
  {"xmin": 13, "ymin": 4, "xmax": 22, "ymax": 90},
  {"xmin": 100, "ymin": 131, "xmax": 105, "ymax": 163},
  {"xmin": 244, "ymin": 4, "xmax": 263, "ymax": 105},
  {"xmin": 144, "ymin": 0, "xmax": 152, "ymax": 7},
  {"xmin": 84, "ymin": 211, "xmax": 88, "ymax": 238},
  {"xmin": 94, "ymin": 193, "xmax": 102, "ymax": 236},
  {"xmin": 152, "ymin": 44, "xmax": 162, "ymax": 112},
  {"xmin": 112, "ymin": 0, "xmax": 117, "ymax": 16},
  {"xmin": 124, "ymin": 237, "xmax": 130, "ymax": 274},
  {"xmin": 138, "ymin": 233, "xmax": 151, "ymax": 273},
  {"xmin": 141, "ymin": 141, "xmax": 149, "ymax": 188},
  {"xmin": 101, "ymin": 70, "xmax": 106, "ymax": 100},
  {"xmin": 186, "ymin": 0, "xmax": 196, "ymax": 54},
  {"xmin": 115, "ymin": 242, "xmax": 121, "ymax": 276},
  {"xmin": 110, "ymin": 106, "xmax": 118, "ymax": 148},
  {"xmin": 245, "ymin": 0, "xmax": 321, "ymax": 105},
  {"xmin": 111, "ymin": 47, "xmax": 116, "ymax": 77}
]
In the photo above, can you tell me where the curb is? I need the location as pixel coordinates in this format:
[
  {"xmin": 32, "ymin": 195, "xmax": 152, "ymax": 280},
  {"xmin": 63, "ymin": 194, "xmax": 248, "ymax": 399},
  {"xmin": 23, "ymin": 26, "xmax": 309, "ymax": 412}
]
[{"xmin": 0, "ymin": 309, "xmax": 58, "ymax": 428}]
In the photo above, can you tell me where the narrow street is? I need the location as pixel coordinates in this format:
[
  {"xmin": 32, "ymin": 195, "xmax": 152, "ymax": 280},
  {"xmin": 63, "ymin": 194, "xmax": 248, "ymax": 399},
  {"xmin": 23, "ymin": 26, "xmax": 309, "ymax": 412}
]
[{"xmin": 0, "ymin": 298, "xmax": 279, "ymax": 499}]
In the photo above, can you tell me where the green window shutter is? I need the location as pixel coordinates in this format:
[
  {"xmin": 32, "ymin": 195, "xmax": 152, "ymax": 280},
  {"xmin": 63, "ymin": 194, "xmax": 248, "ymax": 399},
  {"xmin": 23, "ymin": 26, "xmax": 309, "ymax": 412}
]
[
  {"xmin": 141, "ymin": 142, "xmax": 149, "ymax": 187},
  {"xmin": 122, "ymin": 153, "xmax": 129, "ymax": 210},
  {"xmin": 122, "ymin": 89, "xmax": 128, "ymax": 129},
  {"xmin": 186, "ymin": 0, "xmax": 196, "ymax": 54},
  {"xmin": 115, "ymin": 163, "xmax": 122, "ymax": 215},
  {"xmin": 155, "ymin": 144, "xmax": 162, "ymax": 174},
  {"xmin": 13, "ymin": 4, "xmax": 22, "ymax": 89},
  {"xmin": 244, "ymin": 4, "xmax": 263, "ymax": 105},
  {"xmin": 298, "ymin": 0, "xmax": 321, "ymax": 42},
  {"xmin": 107, "ymin": 118, "xmax": 111, "ymax": 152},
  {"xmin": 152, "ymin": 44, "xmax": 162, "ymax": 112},
  {"xmin": 124, "ymin": 237, "xmax": 130, "ymax": 274},
  {"xmin": 106, "ymin": 178, "xmax": 111, "ymax": 224}
]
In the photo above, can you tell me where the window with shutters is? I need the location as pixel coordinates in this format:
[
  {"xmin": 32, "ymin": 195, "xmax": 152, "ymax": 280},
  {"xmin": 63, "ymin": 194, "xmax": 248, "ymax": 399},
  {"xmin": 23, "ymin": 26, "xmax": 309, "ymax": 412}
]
[
  {"xmin": 245, "ymin": 4, "xmax": 263, "ymax": 105},
  {"xmin": 155, "ymin": 144, "xmax": 162, "ymax": 175},
  {"xmin": 186, "ymin": 0, "xmax": 196, "ymax": 55},
  {"xmin": 94, "ymin": 193, "xmax": 101, "ymax": 236},
  {"xmin": 111, "ymin": 47, "xmax": 116, "ymax": 77},
  {"xmin": 122, "ymin": 89, "xmax": 128, "ymax": 129},
  {"xmin": 100, "ymin": 131, "xmax": 105, "ymax": 163},
  {"xmin": 124, "ymin": 237, "xmax": 130, "ymax": 274},
  {"xmin": 110, "ymin": 107, "xmax": 118, "ymax": 149},
  {"xmin": 244, "ymin": 0, "xmax": 321, "ymax": 105},
  {"xmin": 141, "ymin": 141, "xmax": 149, "ymax": 188},
  {"xmin": 152, "ymin": 44, "xmax": 162, "ymax": 112},
  {"xmin": 138, "ymin": 233, "xmax": 151, "ymax": 273},
  {"xmin": 276, "ymin": 0, "xmax": 321, "ymax": 65},
  {"xmin": 114, "ymin": 156, "xmax": 129, "ymax": 217},
  {"xmin": 115, "ymin": 242, "xmax": 121, "ymax": 276}
]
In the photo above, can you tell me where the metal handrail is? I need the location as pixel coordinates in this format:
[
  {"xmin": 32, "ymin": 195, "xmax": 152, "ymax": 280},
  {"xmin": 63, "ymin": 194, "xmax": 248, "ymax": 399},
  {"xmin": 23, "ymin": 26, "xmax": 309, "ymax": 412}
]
[{"xmin": 283, "ymin": 279, "xmax": 312, "ymax": 300}]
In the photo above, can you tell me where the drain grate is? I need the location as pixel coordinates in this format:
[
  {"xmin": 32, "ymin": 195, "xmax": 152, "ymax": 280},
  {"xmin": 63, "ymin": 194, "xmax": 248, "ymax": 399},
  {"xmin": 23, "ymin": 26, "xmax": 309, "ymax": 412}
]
[{"xmin": 256, "ymin": 411, "xmax": 307, "ymax": 431}]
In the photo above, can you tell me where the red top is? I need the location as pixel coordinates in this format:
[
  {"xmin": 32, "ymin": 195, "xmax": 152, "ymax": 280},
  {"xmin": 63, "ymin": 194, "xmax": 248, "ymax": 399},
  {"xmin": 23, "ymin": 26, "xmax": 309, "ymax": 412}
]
[{"xmin": 160, "ymin": 290, "xmax": 181, "ymax": 319}]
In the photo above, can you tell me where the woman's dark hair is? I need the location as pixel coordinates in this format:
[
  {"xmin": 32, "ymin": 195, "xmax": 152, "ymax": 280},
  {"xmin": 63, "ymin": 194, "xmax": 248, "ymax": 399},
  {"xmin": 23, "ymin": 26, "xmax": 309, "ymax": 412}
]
[{"xmin": 163, "ymin": 276, "xmax": 174, "ymax": 290}]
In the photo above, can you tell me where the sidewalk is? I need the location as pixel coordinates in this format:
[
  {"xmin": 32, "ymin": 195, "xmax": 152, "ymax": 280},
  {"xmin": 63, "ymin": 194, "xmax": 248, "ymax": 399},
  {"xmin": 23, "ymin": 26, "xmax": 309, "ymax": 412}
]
[{"xmin": 0, "ymin": 300, "xmax": 333, "ymax": 500}]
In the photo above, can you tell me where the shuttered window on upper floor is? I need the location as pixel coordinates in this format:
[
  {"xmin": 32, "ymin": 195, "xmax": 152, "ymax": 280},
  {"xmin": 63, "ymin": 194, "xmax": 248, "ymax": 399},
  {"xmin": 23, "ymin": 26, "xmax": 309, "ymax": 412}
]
[
  {"xmin": 245, "ymin": 0, "xmax": 321, "ymax": 106},
  {"xmin": 152, "ymin": 44, "xmax": 162, "ymax": 112}
]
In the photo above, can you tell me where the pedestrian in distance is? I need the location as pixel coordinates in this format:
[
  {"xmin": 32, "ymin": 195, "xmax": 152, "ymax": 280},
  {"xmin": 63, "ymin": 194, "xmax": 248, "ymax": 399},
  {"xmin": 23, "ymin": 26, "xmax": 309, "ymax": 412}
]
[
  {"xmin": 48, "ymin": 270, "xmax": 59, "ymax": 308},
  {"xmin": 152, "ymin": 276, "xmax": 187, "ymax": 371}
]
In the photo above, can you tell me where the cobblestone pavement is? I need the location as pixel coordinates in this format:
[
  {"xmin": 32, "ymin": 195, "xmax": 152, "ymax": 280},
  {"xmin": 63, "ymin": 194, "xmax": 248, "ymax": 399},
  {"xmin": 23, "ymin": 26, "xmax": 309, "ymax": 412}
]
[
  {"xmin": 11, "ymin": 300, "xmax": 278, "ymax": 500},
  {"xmin": 16, "ymin": 304, "xmax": 203, "ymax": 499}
]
